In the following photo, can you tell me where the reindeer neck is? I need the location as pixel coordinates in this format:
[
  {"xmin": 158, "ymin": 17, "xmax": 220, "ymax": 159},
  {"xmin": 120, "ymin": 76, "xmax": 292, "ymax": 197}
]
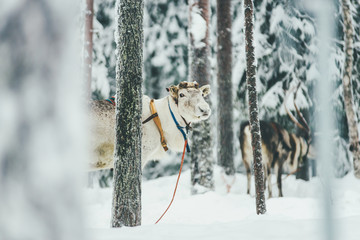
[{"xmin": 166, "ymin": 96, "xmax": 189, "ymax": 128}]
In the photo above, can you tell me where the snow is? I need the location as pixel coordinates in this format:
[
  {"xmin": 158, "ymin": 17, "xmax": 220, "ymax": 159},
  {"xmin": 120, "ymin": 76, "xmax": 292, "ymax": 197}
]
[
  {"xmin": 190, "ymin": 3, "xmax": 207, "ymax": 49},
  {"xmin": 84, "ymin": 166, "xmax": 360, "ymax": 240},
  {"xmin": 270, "ymin": 5, "xmax": 286, "ymax": 34}
]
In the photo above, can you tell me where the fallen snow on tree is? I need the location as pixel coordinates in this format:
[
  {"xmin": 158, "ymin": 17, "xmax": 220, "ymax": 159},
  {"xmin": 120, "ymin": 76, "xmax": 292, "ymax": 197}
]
[{"xmin": 189, "ymin": 2, "xmax": 207, "ymax": 49}]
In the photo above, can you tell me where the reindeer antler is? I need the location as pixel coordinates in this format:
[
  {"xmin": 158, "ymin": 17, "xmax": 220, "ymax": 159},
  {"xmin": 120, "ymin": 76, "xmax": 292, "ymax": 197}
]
[
  {"xmin": 284, "ymin": 82, "xmax": 311, "ymax": 136},
  {"xmin": 293, "ymin": 84, "xmax": 311, "ymax": 134}
]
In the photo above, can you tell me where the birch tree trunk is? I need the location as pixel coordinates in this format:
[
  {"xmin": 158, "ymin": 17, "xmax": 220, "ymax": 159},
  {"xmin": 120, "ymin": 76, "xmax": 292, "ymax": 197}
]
[
  {"xmin": 111, "ymin": 0, "xmax": 143, "ymax": 227},
  {"xmin": 216, "ymin": 0, "xmax": 235, "ymax": 179},
  {"xmin": 0, "ymin": 1, "xmax": 85, "ymax": 239},
  {"xmin": 341, "ymin": 0, "xmax": 360, "ymax": 178},
  {"xmin": 244, "ymin": 0, "xmax": 266, "ymax": 214},
  {"xmin": 189, "ymin": 0, "xmax": 215, "ymax": 194},
  {"xmin": 84, "ymin": 0, "xmax": 94, "ymax": 99}
]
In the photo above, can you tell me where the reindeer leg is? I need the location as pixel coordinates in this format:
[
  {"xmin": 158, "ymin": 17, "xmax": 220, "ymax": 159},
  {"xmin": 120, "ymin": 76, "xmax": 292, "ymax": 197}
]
[
  {"xmin": 277, "ymin": 163, "xmax": 283, "ymax": 197},
  {"xmin": 263, "ymin": 164, "xmax": 267, "ymax": 196},
  {"xmin": 243, "ymin": 160, "xmax": 251, "ymax": 195},
  {"xmin": 247, "ymin": 169, "xmax": 251, "ymax": 195},
  {"xmin": 267, "ymin": 166, "xmax": 272, "ymax": 198}
]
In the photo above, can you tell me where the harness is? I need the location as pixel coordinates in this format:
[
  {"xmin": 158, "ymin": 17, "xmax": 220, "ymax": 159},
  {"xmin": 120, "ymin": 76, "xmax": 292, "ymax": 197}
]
[
  {"xmin": 106, "ymin": 96, "xmax": 191, "ymax": 153},
  {"xmin": 142, "ymin": 98, "xmax": 191, "ymax": 153},
  {"xmin": 154, "ymin": 97, "xmax": 191, "ymax": 224},
  {"xmin": 105, "ymin": 90, "xmax": 194, "ymax": 224},
  {"xmin": 142, "ymin": 99, "xmax": 168, "ymax": 152},
  {"xmin": 167, "ymin": 98, "xmax": 191, "ymax": 153},
  {"xmin": 105, "ymin": 96, "xmax": 115, "ymax": 106}
]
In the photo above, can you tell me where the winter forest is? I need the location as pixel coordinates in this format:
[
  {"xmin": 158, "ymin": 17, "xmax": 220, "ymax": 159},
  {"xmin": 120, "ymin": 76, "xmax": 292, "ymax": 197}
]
[{"xmin": 1, "ymin": 0, "xmax": 360, "ymax": 239}]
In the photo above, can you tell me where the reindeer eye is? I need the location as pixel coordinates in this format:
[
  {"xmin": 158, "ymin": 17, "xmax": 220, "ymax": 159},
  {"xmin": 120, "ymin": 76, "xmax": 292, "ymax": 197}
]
[{"xmin": 180, "ymin": 93, "xmax": 185, "ymax": 98}]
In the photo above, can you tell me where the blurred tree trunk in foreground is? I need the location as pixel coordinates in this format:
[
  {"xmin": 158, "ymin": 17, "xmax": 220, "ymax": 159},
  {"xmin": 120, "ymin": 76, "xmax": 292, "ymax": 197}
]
[{"xmin": 0, "ymin": 1, "xmax": 86, "ymax": 239}]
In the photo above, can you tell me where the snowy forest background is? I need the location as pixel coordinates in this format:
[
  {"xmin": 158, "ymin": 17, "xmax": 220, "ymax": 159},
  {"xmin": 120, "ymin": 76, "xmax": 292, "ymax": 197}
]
[
  {"xmin": 1, "ymin": 0, "xmax": 360, "ymax": 239},
  {"xmin": 88, "ymin": 0, "xmax": 360, "ymax": 185}
]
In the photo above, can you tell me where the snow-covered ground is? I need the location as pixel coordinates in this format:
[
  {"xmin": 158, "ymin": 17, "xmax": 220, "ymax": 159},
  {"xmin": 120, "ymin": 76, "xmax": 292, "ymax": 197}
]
[{"xmin": 84, "ymin": 167, "xmax": 360, "ymax": 240}]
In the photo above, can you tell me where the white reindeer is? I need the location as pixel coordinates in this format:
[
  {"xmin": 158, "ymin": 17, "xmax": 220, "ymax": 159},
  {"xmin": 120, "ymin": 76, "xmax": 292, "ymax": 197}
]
[{"xmin": 89, "ymin": 81, "xmax": 211, "ymax": 170}]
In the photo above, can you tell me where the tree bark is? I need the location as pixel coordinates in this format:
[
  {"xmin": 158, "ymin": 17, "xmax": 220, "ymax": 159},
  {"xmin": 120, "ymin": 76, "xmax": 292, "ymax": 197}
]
[
  {"xmin": 189, "ymin": 0, "xmax": 214, "ymax": 194},
  {"xmin": 216, "ymin": 0, "xmax": 235, "ymax": 177},
  {"xmin": 341, "ymin": 0, "xmax": 360, "ymax": 178},
  {"xmin": 111, "ymin": 0, "xmax": 143, "ymax": 227},
  {"xmin": 84, "ymin": 0, "xmax": 94, "ymax": 99},
  {"xmin": 244, "ymin": 0, "xmax": 266, "ymax": 214}
]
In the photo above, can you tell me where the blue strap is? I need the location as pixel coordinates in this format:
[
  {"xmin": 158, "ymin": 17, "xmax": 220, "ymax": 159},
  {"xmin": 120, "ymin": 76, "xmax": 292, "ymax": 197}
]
[
  {"xmin": 106, "ymin": 96, "xmax": 115, "ymax": 105},
  {"xmin": 168, "ymin": 99, "xmax": 191, "ymax": 153}
]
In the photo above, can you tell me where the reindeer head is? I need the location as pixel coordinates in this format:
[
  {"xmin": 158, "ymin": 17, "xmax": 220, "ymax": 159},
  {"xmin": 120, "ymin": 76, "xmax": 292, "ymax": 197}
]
[{"xmin": 167, "ymin": 82, "xmax": 211, "ymax": 123}]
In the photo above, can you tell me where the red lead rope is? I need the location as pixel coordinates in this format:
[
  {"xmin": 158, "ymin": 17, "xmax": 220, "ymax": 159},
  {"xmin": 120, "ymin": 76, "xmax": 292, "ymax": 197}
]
[{"xmin": 155, "ymin": 139, "xmax": 187, "ymax": 224}]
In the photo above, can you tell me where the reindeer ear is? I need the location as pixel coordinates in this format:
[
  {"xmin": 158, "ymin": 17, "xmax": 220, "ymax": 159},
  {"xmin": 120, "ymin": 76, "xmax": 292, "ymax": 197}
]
[
  {"xmin": 167, "ymin": 85, "xmax": 179, "ymax": 99},
  {"xmin": 200, "ymin": 84, "xmax": 211, "ymax": 97}
]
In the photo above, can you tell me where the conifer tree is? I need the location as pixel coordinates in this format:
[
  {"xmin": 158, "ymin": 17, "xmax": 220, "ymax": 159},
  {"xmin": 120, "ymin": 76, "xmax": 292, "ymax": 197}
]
[
  {"xmin": 111, "ymin": 0, "xmax": 143, "ymax": 227},
  {"xmin": 244, "ymin": 0, "xmax": 266, "ymax": 214},
  {"xmin": 92, "ymin": 0, "xmax": 117, "ymax": 99},
  {"xmin": 144, "ymin": 0, "xmax": 188, "ymax": 98},
  {"xmin": 189, "ymin": 0, "xmax": 214, "ymax": 194}
]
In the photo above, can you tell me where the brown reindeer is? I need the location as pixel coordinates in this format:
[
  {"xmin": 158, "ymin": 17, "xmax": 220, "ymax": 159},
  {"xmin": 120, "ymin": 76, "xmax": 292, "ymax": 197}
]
[{"xmin": 240, "ymin": 83, "xmax": 314, "ymax": 197}]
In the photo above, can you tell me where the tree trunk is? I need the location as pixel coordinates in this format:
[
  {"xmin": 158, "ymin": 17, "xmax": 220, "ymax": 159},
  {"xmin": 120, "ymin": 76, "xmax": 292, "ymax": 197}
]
[
  {"xmin": 189, "ymin": 0, "xmax": 214, "ymax": 194},
  {"xmin": 216, "ymin": 0, "xmax": 235, "ymax": 179},
  {"xmin": 0, "ymin": 1, "xmax": 85, "ymax": 239},
  {"xmin": 84, "ymin": 0, "xmax": 94, "ymax": 99},
  {"xmin": 341, "ymin": 0, "xmax": 360, "ymax": 178},
  {"xmin": 244, "ymin": 0, "xmax": 266, "ymax": 214},
  {"xmin": 111, "ymin": 0, "xmax": 143, "ymax": 227}
]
